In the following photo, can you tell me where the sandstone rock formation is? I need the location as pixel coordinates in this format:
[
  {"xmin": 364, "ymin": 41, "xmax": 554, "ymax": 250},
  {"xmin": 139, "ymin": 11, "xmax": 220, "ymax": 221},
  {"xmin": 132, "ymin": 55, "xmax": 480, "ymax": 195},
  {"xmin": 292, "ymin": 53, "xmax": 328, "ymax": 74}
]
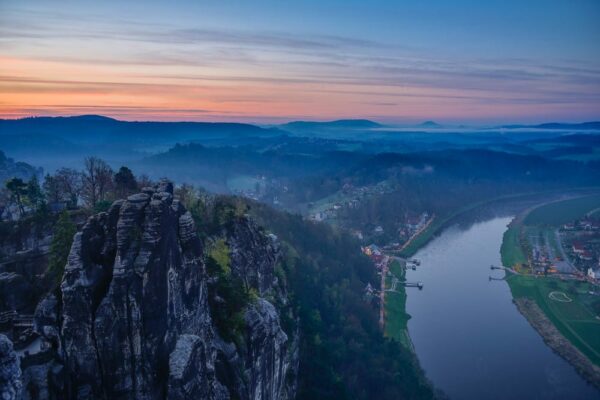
[{"xmin": 21, "ymin": 181, "xmax": 298, "ymax": 399}]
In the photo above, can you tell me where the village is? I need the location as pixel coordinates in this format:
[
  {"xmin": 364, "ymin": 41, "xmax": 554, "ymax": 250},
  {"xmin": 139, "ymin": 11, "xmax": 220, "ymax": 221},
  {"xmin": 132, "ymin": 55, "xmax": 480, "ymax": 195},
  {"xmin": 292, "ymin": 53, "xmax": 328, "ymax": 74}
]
[
  {"xmin": 526, "ymin": 215, "xmax": 600, "ymax": 284},
  {"xmin": 308, "ymin": 181, "xmax": 394, "ymax": 223}
]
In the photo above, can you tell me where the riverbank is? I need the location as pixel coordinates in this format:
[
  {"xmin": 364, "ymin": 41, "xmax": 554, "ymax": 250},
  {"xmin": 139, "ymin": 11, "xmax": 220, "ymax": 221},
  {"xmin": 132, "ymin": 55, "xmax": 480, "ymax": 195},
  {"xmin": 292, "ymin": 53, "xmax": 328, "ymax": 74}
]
[
  {"xmin": 398, "ymin": 188, "xmax": 599, "ymax": 258},
  {"xmin": 514, "ymin": 298, "xmax": 600, "ymax": 389},
  {"xmin": 501, "ymin": 195, "xmax": 600, "ymax": 388},
  {"xmin": 384, "ymin": 259, "xmax": 414, "ymax": 350}
]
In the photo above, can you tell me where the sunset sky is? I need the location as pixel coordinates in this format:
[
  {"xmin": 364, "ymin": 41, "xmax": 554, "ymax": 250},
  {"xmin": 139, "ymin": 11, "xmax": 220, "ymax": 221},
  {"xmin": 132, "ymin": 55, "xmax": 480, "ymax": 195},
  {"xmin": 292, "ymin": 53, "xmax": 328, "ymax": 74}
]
[{"xmin": 1, "ymin": 0, "xmax": 599, "ymax": 124}]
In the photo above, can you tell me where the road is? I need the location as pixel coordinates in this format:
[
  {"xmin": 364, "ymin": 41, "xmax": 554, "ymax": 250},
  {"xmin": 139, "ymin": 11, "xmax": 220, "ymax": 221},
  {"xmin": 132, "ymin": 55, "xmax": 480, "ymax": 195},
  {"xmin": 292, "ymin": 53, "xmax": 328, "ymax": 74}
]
[
  {"xmin": 554, "ymin": 229, "xmax": 577, "ymax": 274},
  {"xmin": 379, "ymin": 256, "xmax": 389, "ymax": 329}
]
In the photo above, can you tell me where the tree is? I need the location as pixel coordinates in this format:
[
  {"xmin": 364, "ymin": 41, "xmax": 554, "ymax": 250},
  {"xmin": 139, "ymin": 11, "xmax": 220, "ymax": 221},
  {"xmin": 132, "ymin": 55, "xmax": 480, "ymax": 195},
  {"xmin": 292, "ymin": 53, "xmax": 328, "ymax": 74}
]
[
  {"xmin": 175, "ymin": 183, "xmax": 195, "ymax": 208},
  {"xmin": 47, "ymin": 210, "xmax": 76, "ymax": 285},
  {"xmin": 137, "ymin": 174, "xmax": 154, "ymax": 189},
  {"xmin": 26, "ymin": 176, "xmax": 45, "ymax": 209},
  {"xmin": 5, "ymin": 177, "xmax": 28, "ymax": 216},
  {"xmin": 114, "ymin": 166, "xmax": 137, "ymax": 198},
  {"xmin": 55, "ymin": 168, "xmax": 83, "ymax": 207},
  {"xmin": 43, "ymin": 174, "xmax": 61, "ymax": 204},
  {"xmin": 82, "ymin": 157, "xmax": 113, "ymax": 207}
]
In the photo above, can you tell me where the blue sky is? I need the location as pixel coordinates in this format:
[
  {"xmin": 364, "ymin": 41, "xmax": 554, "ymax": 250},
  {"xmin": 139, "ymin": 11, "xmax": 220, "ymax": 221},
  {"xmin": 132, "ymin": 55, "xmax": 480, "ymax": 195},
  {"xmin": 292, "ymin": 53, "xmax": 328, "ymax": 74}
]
[{"xmin": 1, "ymin": 0, "xmax": 599, "ymax": 123}]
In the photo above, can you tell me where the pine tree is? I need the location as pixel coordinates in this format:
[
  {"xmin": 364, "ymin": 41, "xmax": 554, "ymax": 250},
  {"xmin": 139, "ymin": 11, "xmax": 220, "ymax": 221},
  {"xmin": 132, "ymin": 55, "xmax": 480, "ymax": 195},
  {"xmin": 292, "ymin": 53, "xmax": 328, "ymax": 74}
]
[{"xmin": 47, "ymin": 210, "xmax": 76, "ymax": 285}]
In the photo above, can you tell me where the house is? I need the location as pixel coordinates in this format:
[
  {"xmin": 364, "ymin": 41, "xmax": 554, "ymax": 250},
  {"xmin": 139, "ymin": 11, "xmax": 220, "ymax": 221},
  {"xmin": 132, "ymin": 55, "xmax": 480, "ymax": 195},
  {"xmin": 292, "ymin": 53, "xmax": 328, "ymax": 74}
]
[
  {"xmin": 580, "ymin": 250, "xmax": 593, "ymax": 261},
  {"xmin": 563, "ymin": 222, "xmax": 575, "ymax": 230},
  {"xmin": 580, "ymin": 220, "xmax": 593, "ymax": 230},
  {"xmin": 309, "ymin": 212, "xmax": 325, "ymax": 222},
  {"xmin": 572, "ymin": 242, "xmax": 585, "ymax": 254},
  {"xmin": 363, "ymin": 244, "xmax": 382, "ymax": 257},
  {"xmin": 587, "ymin": 267, "xmax": 599, "ymax": 280},
  {"xmin": 373, "ymin": 226, "xmax": 384, "ymax": 235}
]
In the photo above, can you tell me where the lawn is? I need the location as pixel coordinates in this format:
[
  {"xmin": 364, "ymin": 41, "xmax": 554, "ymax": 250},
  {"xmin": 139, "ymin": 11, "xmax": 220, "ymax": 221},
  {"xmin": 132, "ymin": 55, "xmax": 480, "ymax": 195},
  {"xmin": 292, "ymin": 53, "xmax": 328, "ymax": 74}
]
[
  {"xmin": 507, "ymin": 275, "xmax": 600, "ymax": 366},
  {"xmin": 384, "ymin": 260, "xmax": 414, "ymax": 350},
  {"xmin": 500, "ymin": 222, "xmax": 527, "ymax": 268},
  {"xmin": 524, "ymin": 194, "xmax": 600, "ymax": 226}
]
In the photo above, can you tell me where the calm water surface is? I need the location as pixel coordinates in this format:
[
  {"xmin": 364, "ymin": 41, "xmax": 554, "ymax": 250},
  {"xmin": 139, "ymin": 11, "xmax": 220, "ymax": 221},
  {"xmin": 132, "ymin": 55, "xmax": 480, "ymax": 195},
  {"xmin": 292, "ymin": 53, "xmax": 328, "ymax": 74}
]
[{"xmin": 405, "ymin": 217, "xmax": 599, "ymax": 400}]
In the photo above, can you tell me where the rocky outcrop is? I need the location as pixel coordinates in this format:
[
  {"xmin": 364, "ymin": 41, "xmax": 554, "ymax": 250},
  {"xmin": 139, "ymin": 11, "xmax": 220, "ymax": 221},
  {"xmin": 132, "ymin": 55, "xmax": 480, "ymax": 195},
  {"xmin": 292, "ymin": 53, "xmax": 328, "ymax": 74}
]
[
  {"xmin": 20, "ymin": 181, "xmax": 298, "ymax": 400},
  {"xmin": 228, "ymin": 220, "xmax": 278, "ymax": 295},
  {"xmin": 243, "ymin": 299, "xmax": 293, "ymax": 400},
  {"xmin": 0, "ymin": 334, "xmax": 21, "ymax": 400}
]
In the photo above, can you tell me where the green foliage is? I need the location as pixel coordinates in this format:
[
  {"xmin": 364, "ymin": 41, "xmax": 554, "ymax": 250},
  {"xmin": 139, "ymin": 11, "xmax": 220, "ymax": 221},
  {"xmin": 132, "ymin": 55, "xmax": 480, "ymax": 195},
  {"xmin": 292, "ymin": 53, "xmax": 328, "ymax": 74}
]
[
  {"xmin": 47, "ymin": 211, "xmax": 76, "ymax": 286},
  {"xmin": 26, "ymin": 176, "xmax": 45, "ymax": 209},
  {"xmin": 248, "ymin": 200, "xmax": 435, "ymax": 400},
  {"xmin": 93, "ymin": 200, "xmax": 112, "ymax": 213},
  {"xmin": 114, "ymin": 166, "xmax": 138, "ymax": 198},
  {"xmin": 206, "ymin": 239, "xmax": 249, "ymax": 344},
  {"xmin": 5, "ymin": 177, "xmax": 28, "ymax": 215},
  {"xmin": 208, "ymin": 239, "xmax": 231, "ymax": 276}
]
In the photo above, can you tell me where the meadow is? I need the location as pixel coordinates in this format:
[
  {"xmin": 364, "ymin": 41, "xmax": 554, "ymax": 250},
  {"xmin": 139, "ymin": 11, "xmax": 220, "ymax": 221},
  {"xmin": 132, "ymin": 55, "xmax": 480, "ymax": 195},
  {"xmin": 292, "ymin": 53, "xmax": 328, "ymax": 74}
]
[
  {"xmin": 524, "ymin": 194, "xmax": 600, "ymax": 226},
  {"xmin": 384, "ymin": 260, "xmax": 414, "ymax": 350},
  {"xmin": 507, "ymin": 275, "xmax": 600, "ymax": 365}
]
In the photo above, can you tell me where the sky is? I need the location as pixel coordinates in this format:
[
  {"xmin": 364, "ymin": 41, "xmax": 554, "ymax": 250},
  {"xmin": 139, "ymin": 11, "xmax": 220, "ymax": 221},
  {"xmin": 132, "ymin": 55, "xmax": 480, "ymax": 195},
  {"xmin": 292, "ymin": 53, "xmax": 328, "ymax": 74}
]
[{"xmin": 1, "ymin": 0, "xmax": 599, "ymax": 124}]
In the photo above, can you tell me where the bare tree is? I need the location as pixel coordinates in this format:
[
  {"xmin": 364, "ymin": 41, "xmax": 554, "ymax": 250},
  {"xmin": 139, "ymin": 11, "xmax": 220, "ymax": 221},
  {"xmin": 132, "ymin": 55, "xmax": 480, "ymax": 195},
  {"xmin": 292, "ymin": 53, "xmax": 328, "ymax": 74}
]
[
  {"xmin": 82, "ymin": 157, "xmax": 113, "ymax": 207},
  {"xmin": 137, "ymin": 174, "xmax": 154, "ymax": 189},
  {"xmin": 43, "ymin": 174, "xmax": 61, "ymax": 204},
  {"xmin": 55, "ymin": 168, "xmax": 83, "ymax": 207}
]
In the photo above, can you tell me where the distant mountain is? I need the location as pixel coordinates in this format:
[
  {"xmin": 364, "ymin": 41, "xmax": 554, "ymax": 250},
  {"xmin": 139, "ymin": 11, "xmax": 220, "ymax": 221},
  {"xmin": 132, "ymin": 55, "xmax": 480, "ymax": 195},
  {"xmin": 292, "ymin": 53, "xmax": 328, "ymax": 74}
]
[
  {"xmin": 500, "ymin": 121, "xmax": 600, "ymax": 130},
  {"xmin": 0, "ymin": 115, "xmax": 281, "ymax": 144},
  {"xmin": 0, "ymin": 150, "xmax": 41, "ymax": 185},
  {"xmin": 0, "ymin": 115, "xmax": 286, "ymax": 169},
  {"xmin": 417, "ymin": 120, "xmax": 443, "ymax": 129},
  {"xmin": 281, "ymin": 119, "xmax": 382, "ymax": 131}
]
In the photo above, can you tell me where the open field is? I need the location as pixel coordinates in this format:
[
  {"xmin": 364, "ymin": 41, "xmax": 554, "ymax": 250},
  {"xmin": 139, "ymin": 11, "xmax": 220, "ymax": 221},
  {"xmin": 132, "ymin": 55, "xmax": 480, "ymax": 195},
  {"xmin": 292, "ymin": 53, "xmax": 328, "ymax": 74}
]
[
  {"xmin": 501, "ymin": 222, "xmax": 528, "ymax": 268},
  {"xmin": 524, "ymin": 194, "xmax": 600, "ymax": 226},
  {"xmin": 384, "ymin": 260, "xmax": 413, "ymax": 350},
  {"xmin": 500, "ymin": 194, "xmax": 600, "ymax": 367},
  {"xmin": 507, "ymin": 275, "xmax": 600, "ymax": 366}
]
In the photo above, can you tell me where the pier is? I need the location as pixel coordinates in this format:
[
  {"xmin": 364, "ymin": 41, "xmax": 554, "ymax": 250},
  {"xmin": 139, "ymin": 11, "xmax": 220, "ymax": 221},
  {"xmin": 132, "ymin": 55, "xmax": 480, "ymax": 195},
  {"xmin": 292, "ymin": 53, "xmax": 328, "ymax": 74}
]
[{"xmin": 490, "ymin": 264, "xmax": 519, "ymax": 275}]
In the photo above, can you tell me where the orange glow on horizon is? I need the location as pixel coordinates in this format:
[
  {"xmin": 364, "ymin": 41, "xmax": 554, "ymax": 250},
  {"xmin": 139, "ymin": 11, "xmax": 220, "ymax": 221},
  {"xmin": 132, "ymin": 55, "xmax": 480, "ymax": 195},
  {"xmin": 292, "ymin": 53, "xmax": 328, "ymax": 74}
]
[{"xmin": 1, "ymin": 55, "xmax": 598, "ymax": 124}]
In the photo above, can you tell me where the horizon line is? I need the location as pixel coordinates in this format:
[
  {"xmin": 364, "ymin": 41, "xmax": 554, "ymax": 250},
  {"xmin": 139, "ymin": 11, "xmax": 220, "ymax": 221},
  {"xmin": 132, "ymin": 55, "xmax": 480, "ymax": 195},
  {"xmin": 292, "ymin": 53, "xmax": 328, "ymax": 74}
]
[{"xmin": 1, "ymin": 113, "xmax": 599, "ymax": 128}]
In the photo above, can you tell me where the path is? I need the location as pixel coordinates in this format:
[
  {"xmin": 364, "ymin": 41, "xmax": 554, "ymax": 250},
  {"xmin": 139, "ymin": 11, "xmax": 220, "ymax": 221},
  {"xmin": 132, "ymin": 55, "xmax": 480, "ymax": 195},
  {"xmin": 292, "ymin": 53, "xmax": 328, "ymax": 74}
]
[
  {"xmin": 399, "ymin": 216, "xmax": 435, "ymax": 252},
  {"xmin": 379, "ymin": 255, "xmax": 389, "ymax": 329}
]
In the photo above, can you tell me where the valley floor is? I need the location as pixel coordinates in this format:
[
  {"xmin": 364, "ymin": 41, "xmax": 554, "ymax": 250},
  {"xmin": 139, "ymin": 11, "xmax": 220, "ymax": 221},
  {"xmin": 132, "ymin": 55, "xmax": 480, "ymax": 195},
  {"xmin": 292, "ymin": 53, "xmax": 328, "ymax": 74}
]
[{"xmin": 500, "ymin": 195, "xmax": 600, "ymax": 388}]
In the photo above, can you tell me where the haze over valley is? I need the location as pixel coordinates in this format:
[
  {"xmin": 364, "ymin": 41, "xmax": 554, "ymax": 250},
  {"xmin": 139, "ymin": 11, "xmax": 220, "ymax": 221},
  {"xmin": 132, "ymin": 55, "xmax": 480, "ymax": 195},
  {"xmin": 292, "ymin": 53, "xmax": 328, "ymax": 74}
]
[{"xmin": 1, "ymin": 1, "xmax": 599, "ymax": 400}]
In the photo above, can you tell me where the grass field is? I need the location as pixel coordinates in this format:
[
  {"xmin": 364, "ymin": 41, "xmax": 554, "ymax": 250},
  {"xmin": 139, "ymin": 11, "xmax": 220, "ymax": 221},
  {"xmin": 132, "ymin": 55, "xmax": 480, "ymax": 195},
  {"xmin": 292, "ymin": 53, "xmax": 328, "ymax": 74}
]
[
  {"xmin": 507, "ymin": 275, "xmax": 600, "ymax": 365},
  {"xmin": 384, "ymin": 260, "xmax": 414, "ymax": 350},
  {"xmin": 500, "ymin": 193, "xmax": 600, "ymax": 366},
  {"xmin": 501, "ymin": 222, "xmax": 527, "ymax": 268},
  {"xmin": 524, "ymin": 194, "xmax": 600, "ymax": 226}
]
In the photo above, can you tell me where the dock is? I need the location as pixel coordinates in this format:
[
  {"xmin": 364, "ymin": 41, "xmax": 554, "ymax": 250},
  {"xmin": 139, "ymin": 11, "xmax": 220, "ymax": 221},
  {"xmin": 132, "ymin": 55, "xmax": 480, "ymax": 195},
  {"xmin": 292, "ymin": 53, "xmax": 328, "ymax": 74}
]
[{"xmin": 404, "ymin": 281, "xmax": 424, "ymax": 289}]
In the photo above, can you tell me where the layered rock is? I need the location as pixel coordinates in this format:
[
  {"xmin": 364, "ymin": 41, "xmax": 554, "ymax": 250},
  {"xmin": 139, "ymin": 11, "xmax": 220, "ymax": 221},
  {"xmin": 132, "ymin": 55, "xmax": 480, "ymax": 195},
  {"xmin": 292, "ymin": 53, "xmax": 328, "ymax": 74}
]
[
  {"xmin": 0, "ymin": 334, "xmax": 21, "ymax": 400},
  {"xmin": 22, "ymin": 181, "xmax": 298, "ymax": 400}
]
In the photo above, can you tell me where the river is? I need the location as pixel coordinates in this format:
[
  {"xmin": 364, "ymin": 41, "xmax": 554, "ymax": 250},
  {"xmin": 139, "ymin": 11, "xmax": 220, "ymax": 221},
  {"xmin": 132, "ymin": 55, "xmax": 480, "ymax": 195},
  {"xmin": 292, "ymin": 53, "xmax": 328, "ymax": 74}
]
[{"xmin": 405, "ymin": 216, "xmax": 598, "ymax": 399}]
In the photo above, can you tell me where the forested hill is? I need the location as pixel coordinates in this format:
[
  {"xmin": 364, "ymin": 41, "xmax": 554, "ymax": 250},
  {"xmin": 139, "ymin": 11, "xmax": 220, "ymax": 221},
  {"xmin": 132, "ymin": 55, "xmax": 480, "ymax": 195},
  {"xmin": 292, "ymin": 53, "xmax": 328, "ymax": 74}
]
[{"xmin": 208, "ymin": 196, "xmax": 437, "ymax": 399}]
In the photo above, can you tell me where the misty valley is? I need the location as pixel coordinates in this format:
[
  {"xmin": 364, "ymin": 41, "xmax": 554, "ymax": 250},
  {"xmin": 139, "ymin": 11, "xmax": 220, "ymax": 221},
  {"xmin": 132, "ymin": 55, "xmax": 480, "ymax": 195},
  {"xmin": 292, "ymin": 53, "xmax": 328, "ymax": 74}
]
[
  {"xmin": 1, "ymin": 116, "xmax": 599, "ymax": 399},
  {"xmin": 1, "ymin": 1, "xmax": 600, "ymax": 399}
]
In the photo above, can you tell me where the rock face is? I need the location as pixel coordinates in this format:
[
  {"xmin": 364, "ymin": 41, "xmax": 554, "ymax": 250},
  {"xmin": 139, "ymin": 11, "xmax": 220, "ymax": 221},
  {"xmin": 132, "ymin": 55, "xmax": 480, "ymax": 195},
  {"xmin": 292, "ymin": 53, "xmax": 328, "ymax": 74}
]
[
  {"xmin": 23, "ymin": 181, "xmax": 298, "ymax": 400},
  {"xmin": 0, "ymin": 334, "xmax": 21, "ymax": 400}
]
